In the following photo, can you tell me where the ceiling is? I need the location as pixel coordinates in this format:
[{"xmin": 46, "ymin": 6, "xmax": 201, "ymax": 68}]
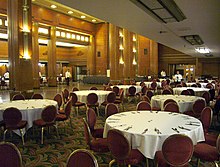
[{"xmin": 49, "ymin": 0, "xmax": 220, "ymax": 58}]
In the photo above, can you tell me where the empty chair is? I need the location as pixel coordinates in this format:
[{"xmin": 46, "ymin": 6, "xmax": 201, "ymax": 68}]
[
  {"xmin": 33, "ymin": 105, "xmax": 59, "ymax": 144},
  {"xmin": 90, "ymin": 87, "xmax": 98, "ymax": 90},
  {"xmin": 62, "ymin": 88, "xmax": 70, "ymax": 104},
  {"xmin": 162, "ymin": 89, "xmax": 172, "ymax": 95},
  {"xmin": 181, "ymin": 82, "xmax": 187, "ymax": 87},
  {"xmin": 136, "ymin": 85, "xmax": 147, "ymax": 97},
  {"xmin": 187, "ymin": 89, "xmax": 195, "ymax": 96},
  {"xmin": 70, "ymin": 92, "xmax": 86, "ymax": 116},
  {"xmin": 105, "ymin": 103, "xmax": 119, "ymax": 118},
  {"xmin": 202, "ymin": 91, "xmax": 211, "ymax": 105},
  {"xmin": 87, "ymin": 93, "xmax": 99, "ymax": 116},
  {"xmin": 101, "ymin": 92, "xmax": 116, "ymax": 107},
  {"xmin": 196, "ymin": 83, "xmax": 202, "ymax": 88},
  {"xmin": 3, "ymin": 107, "xmax": 27, "ymax": 145},
  {"xmin": 136, "ymin": 101, "xmax": 151, "ymax": 111},
  {"xmin": 155, "ymin": 134, "xmax": 193, "ymax": 167},
  {"xmin": 66, "ymin": 149, "xmax": 99, "ymax": 167},
  {"xmin": 0, "ymin": 142, "xmax": 23, "ymax": 167},
  {"xmin": 191, "ymin": 84, "xmax": 198, "ymax": 87},
  {"xmin": 127, "ymin": 86, "xmax": 137, "ymax": 102},
  {"xmin": 176, "ymin": 84, "xmax": 182, "ymax": 87},
  {"xmin": 82, "ymin": 118, "xmax": 109, "ymax": 153},
  {"xmin": 181, "ymin": 89, "xmax": 190, "ymax": 95},
  {"xmin": 184, "ymin": 99, "xmax": 206, "ymax": 118},
  {"xmin": 112, "ymin": 86, "xmax": 120, "ymax": 96},
  {"xmin": 12, "ymin": 94, "xmax": 25, "ymax": 101},
  {"xmin": 163, "ymin": 99, "xmax": 177, "ymax": 108},
  {"xmin": 86, "ymin": 108, "xmax": 103, "ymax": 138},
  {"xmin": 114, "ymin": 89, "xmax": 125, "ymax": 111},
  {"xmin": 31, "ymin": 93, "xmax": 43, "ymax": 99},
  {"xmin": 107, "ymin": 129, "xmax": 145, "ymax": 167},
  {"xmin": 164, "ymin": 102, "xmax": 179, "ymax": 113},
  {"xmin": 209, "ymin": 88, "xmax": 215, "ymax": 101},
  {"xmin": 206, "ymin": 83, "xmax": 214, "ymax": 89},
  {"xmin": 142, "ymin": 95, "xmax": 151, "ymax": 103},
  {"xmin": 193, "ymin": 134, "xmax": 220, "ymax": 167},
  {"xmin": 146, "ymin": 90, "xmax": 154, "ymax": 100},
  {"xmin": 53, "ymin": 93, "xmax": 64, "ymax": 114},
  {"xmin": 72, "ymin": 87, "xmax": 79, "ymax": 91}
]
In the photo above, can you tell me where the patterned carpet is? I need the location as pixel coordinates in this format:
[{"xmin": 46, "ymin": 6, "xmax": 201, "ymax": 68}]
[{"xmin": 0, "ymin": 101, "xmax": 219, "ymax": 167}]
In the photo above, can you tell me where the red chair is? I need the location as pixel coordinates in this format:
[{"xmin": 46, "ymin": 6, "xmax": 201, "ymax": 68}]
[
  {"xmin": 163, "ymin": 99, "xmax": 177, "ymax": 108},
  {"xmin": 53, "ymin": 93, "xmax": 64, "ymax": 114},
  {"xmin": 90, "ymin": 87, "xmax": 98, "ymax": 90},
  {"xmin": 0, "ymin": 142, "xmax": 23, "ymax": 167},
  {"xmin": 33, "ymin": 105, "xmax": 59, "ymax": 144},
  {"xmin": 107, "ymin": 129, "xmax": 145, "ymax": 167},
  {"xmin": 162, "ymin": 89, "xmax": 172, "ymax": 95},
  {"xmin": 136, "ymin": 85, "xmax": 147, "ymax": 98},
  {"xmin": 163, "ymin": 102, "xmax": 179, "ymax": 113},
  {"xmin": 184, "ymin": 99, "xmax": 206, "ymax": 118},
  {"xmin": 114, "ymin": 89, "xmax": 125, "ymax": 111},
  {"xmin": 105, "ymin": 103, "xmax": 119, "ymax": 118},
  {"xmin": 12, "ymin": 94, "xmax": 25, "ymax": 101},
  {"xmin": 3, "ymin": 107, "xmax": 27, "ymax": 145},
  {"xmin": 66, "ymin": 149, "xmax": 99, "ymax": 167},
  {"xmin": 146, "ymin": 90, "xmax": 154, "ymax": 100},
  {"xmin": 200, "ymin": 107, "xmax": 218, "ymax": 146},
  {"xmin": 181, "ymin": 90, "xmax": 190, "ymax": 95},
  {"xmin": 72, "ymin": 87, "xmax": 79, "ymax": 91},
  {"xmin": 127, "ymin": 86, "xmax": 137, "ymax": 103},
  {"xmin": 70, "ymin": 92, "xmax": 86, "ymax": 116},
  {"xmin": 62, "ymin": 88, "xmax": 70, "ymax": 104},
  {"xmin": 202, "ymin": 91, "xmax": 211, "ymax": 105},
  {"xmin": 82, "ymin": 118, "xmax": 109, "ymax": 153},
  {"xmin": 112, "ymin": 86, "xmax": 120, "ymax": 96},
  {"xmin": 193, "ymin": 134, "xmax": 220, "ymax": 167},
  {"xmin": 87, "ymin": 93, "xmax": 99, "ymax": 116},
  {"xmin": 187, "ymin": 89, "xmax": 195, "ymax": 96},
  {"xmin": 142, "ymin": 95, "xmax": 151, "ymax": 103},
  {"xmin": 56, "ymin": 99, "xmax": 73, "ymax": 132},
  {"xmin": 155, "ymin": 134, "xmax": 193, "ymax": 167},
  {"xmin": 86, "ymin": 108, "xmax": 103, "ymax": 138},
  {"xmin": 101, "ymin": 92, "xmax": 116, "ymax": 107},
  {"xmin": 150, "ymin": 82, "xmax": 157, "ymax": 94},
  {"xmin": 31, "ymin": 93, "xmax": 43, "ymax": 99},
  {"xmin": 136, "ymin": 101, "xmax": 151, "ymax": 111}
]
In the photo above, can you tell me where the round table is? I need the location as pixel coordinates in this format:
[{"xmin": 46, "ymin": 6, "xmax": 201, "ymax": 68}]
[
  {"xmin": 151, "ymin": 95, "xmax": 205, "ymax": 113},
  {"xmin": 73, "ymin": 90, "xmax": 112, "ymax": 104},
  {"xmin": 173, "ymin": 87, "xmax": 209, "ymax": 96},
  {"xmin": 111, "ymin": 85, "xmax": 142, "ymax": 94},
  {"xmin": 136, "ymin": 82, "xmax": 161, "ymax": 88},
  {"xmin": 0, "ymin": 99, "xmax": 58, "ymax": 135},
  {"xmin": 103, "ymin": 111, "xmax": 204, "ymax": 159}
]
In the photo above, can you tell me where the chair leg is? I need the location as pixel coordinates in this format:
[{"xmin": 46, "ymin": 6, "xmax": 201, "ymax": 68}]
[
  {"xmin": 41, "ymin": 127, "xmax": 44, "ymax": 144},
  {"xmin": 214, "ymin": 161, "xmax": 219, "ymax": 167},
  {"xmin": 197, "ymin": 158, "xmax": 201, "ymax": 167},
  {"xmin": 3, "ymin": 129, "xmax": 8, "ymax": 141},
  {"xmin": 19, "ymin": 129, "xmax": 25, "ymax": 145},
  {"xmin": 109, "ymin": 159, "xmax": 116, "ymax": 167},
  {"xmin": 53, "ymin": 125, "xmax": 60, "ymax": 139}
]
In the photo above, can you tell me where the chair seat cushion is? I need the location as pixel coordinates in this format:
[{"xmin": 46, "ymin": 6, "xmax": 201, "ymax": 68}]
[
  {"xmin": 90, "ymin": 138, "xmax": 109, "ymax": 152},
  {"xmin": 91, "ymin": 128, "xmax": 104, "ymax": 138},
  {"xmin": 58, "ymin": 109, "xmax": 65, "ymax": 114},
  {"xmin": 87, "ymin": 103, "xmax": 99, "ymax": 107},
  {"xmin": 55, "ymin": 114, "xmax": 67, "ymax": 121},
  {"xmin": 121, "ymin": 149, "xmax": 145, "ymax": 165},
  {"xmin": 75, "ymin": 101, "xmax": 86, "ymax": 107},
  {"xmin": 194, "ymin": 143, "xmax": 219, "ymax": 161},
  {"xmin": 33, "ymin": 119, "xmax": 55, "ymax": 127},
  {"xmin": 205, "ymin": 133, "xmax": 218, "ymax": 146},
  {"xmin": 6, "ymin": 120, "xmax": 27, "ymax": 130},
  {"xmin": 184, "ymin": 111, "xmax": 200, "ymax": 118}
]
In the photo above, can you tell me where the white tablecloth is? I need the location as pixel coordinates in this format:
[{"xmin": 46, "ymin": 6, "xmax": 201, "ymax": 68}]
[
  {"xmin": 103, "ymin": 111, "xmax": 204, "ymax": 159},
  {"xmin": 151, "ymin": 95, "xmax": 205, "ymax": 113},
  {"xmin": 111, "ymin": 85, "xmax": 142, "ymax": 94},
  {"xmin": 0, "ymin": 99, "xmax": 58, "ymax": 135},
  {"xmin": 136, "ymin": 82, "xmax": 161, "ymax": 88},
  {"xmin": 73, "ymin": 90, "xmax": 112, "ymax": 104},
  {"xmin": 186, "ymin": 82, "xmax": 215, "ymax": 89},
  {"xmin": 173, "ymin": 87, "xmax": 209, "ymax": 96}
]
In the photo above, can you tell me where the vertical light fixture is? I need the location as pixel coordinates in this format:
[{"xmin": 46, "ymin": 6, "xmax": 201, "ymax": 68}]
[
  {"xmin": 22, "ymin": 0, "xmax": 30, "ymax": 59},
  {"xmin": 132, "ymin": 34, "xmax": 137, "ymax": 65},
  {"xmin": 119, "ymin": 29, "xmax": 124, "ymax": 64}
]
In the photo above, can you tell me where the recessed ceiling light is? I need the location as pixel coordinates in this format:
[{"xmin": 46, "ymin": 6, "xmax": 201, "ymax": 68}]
[
  {"xmin": 92, "ymin": 19, "xmax": 96, "ymax": 22},
  {"xmin": 68, "ymin": 11, "xmax": 73, "ymax": 14},
  {"xmin": 195, "ymin": 47, "xmax": 210, "ymax": 54},
  {"xmin": 50, "ymin": 5, "xmax": 57, "ymax": 9},
  {"xmin": 81, "ymin": 15, "xmax": 86, "ymax": 19}
]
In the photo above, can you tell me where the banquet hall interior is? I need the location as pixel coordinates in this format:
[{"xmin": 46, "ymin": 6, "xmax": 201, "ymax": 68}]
[{"xmin": 0, "ymin": 0, "xmax": 220, "ymax": 166}]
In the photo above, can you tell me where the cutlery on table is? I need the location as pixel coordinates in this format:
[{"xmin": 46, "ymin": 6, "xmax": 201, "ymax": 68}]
[
  {"xmin": 185, "ymin": 123, "xmax": 200, "ymax": 126},
  {"xmin": 172, "ymin": 128, "xmax": 180, "ymax": 133},
  {"xmin": 124, "ymin": 126, "xmax": 132, "ymax": 131},
  {"xmin": 178, "ymin": 126, "xmax": 191, "ymax": 131},
  {"xmin": 142, "ymin": 128, "xmax": 148, "ymax": 134},
  {"xmin": 154, "ymin": 128, "xmax": 162, "ymax": 134}
]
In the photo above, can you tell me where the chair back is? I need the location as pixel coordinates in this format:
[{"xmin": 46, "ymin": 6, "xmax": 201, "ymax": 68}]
[
  {"xmin": 118, "ymin": 89, "xmax": 124, "ymax": 101},
  {"xmin": 196, "ymin": 83, "xmax": 202, "ymax": 88},
  {"xmin": 202, "ymin": 91, "xmax": 211, "ymax": 104},
  {"xmin": 82, "ymin": 118, "xmax": 93, "ymax": 147},
  {"xmin": 162, "ymin": 134, "xmax": 193, "ymax": 166},
  {"xmin": 146, "ymin": 90, "xmax": 154, "ymax": 100},
  {"xmin": 41, "ymin": 105, "xmax": 57, "ymax": 123},
  {"xmin": 162, "ymin": 89, "xmax": 172, "ymax": 95},
  {"xmin": 86, "ymin": 108, "xmax": 97, "ymax": 131},
  {"xmin": 64, "ymin": 99, "xmax": 72, "ymax": 118},
  {"xmin": 105, "ymin": 103, "xmax": 119, "ymax": 118},
  {"xmin": 112, "ymin": 86, "xmax": 120, "ymax": 96},
  {"xmin": 0, "ymin": 142, "xmax": 23, "ymax": 167},
  {"xmin": 213, "ymin": 98, "xmax": 220, "ymax": 115},
  {"xmin": 151, "ymin": 82, "xmax": 157, "ymax": 89},
  {"xmin": 191, "ymin": 84, "xmax": 198, "ymax": 87},
  {"xmin": 87, "ymin": 93, "xmax": 98, "ymax": 105},
  {"xmin": 206, "ymin": 83, "xmax": 214, "ymax": 89},
  {"xmin": 72, "ymin": 87, "xmax": 79, "ymax": 91},
  {"xmin": 209, "ymin": 88, "xmax": 215, "ymax": 101},
  {"xmin": 187, "ymin": 89, "xmax": 195, "ymax": 96},
  {"xmin": 193, "ymin": 99, "xmax": 206, "ymax": 114},
  {"xmin": 163, "ymin": 99, "xmax": 177, "ymax": 107},
  {"xmin": 107, "ymin": 129, "xmax": 130, "ymax": 161},
  {"xmin": 12, "ymin": 94, "xmax": 25, "ymax": 101},
  {"xmin": 142, "ymin": 95, "xmax": 150, "ymax": 103},
  {"xmin": 62, "ymin": 89, "xmax": 69, "ymax": 103},
  {"xmin": 128, "ymin": 86, "xmax": 136, "ymax": 95},
  {"xmin": 164, "ymin": 102, "xmax": 179, "ymax": 113},
  {"xmin": 141, "ymin": 85, "xmax": 147, "ymax": 94},
  {"xmin": 31, "ymin": 93, "xmax": 43, "ymax": 99},
  {"xmin": 216, "ymin": 135, "xmax": 220, "ymax": 154},
  {"xmin": 200, "ymin": 107, "xmax": 213, "ymax": 133},
  {"xmin": 181, "ymin": 90, "xmax": 190, "ymax": 95},
  {"xmin": 90, "ymin": 87, "xmax": 98, "ymax": 90},
  {"xmin": 136, "ymin": 101, "xmax": 151, "ymax": 111},
  {"xmin": 106, "ymin": 92, "xmax": 116, "ymax": 103},
  {"xmin": 176, "ymin": 84, "xmax": 182, "ymax": 87},
  {"xmin": 53, "ymin": 94, "xmax": 62, "ymax": 110},
  {"xmin": 70, "ymin": 92, "xmax": 78, "ymax": 105},
  {"xmin": 3, "ymin": 107, "xmax": 22, "ymax": 126},
  {"xmin": 67, "ymin": 149, "xmax": 99, "ymax": 167},
  {"xmin": 181, "ymin": 82, "xmax": 187, "ymax": 87}
]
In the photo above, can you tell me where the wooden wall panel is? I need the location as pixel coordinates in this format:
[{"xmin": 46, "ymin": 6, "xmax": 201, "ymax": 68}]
[
  {"xmin": 0, "ymin": 1, "xmax": 7, "ymax": 14},
  {"xmin": 0, "ymin": 41, "xmax": 8, "ymax": 58}
]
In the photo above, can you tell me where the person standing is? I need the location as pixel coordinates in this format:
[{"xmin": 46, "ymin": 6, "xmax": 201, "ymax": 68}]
[
  {"xmin": 174, "ymin": 71, "xmax": 182, "ymax": 84},
  {"xmin": 65, "ymin": 69, "xmax": 72, "ymax": 86}
]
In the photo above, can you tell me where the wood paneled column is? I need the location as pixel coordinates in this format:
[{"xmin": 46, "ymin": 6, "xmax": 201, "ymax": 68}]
[
  {"xmin": 87, "ymin": 35, "xmax": 96, "ymax": 75},
  {"xmin": 109, "ymin": 24, "xmax": 120, "ymax": 83},
  {"xmin": 47, "ymin": 26, "xmax": 57, "ymax": 86},
  {"xmin": 149, "ymin": 40, "xmax": 158, "ymax": 78},
  {"xmin": 32, "ymin": 22, "xmax": 40, "ymax": 88},
  {"xmin": 7, "ymin": 0, "xmax": 33, "ymax": 91}
]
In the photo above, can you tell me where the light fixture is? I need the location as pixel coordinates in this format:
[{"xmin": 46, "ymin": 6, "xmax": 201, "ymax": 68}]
[
  {"xmin": 50, "ymin": 5, "xmax": 57, "ymax": 9},
  {"xmin": 38, "ymin": 27, "xmax": 49, "ymax": 34},
  {"xmin": 132, "ymin": 58, "xmax": 137, "ymax": 65},
  {"xmin": 38, "ymin": 39, "xmax": 86, "ymax": 47},
  {"xmin": 195, "ymin": 47, "xmax": 210, "ymax": 54},
  {"xmin": 182, "ymin": 35, "xmax": 204, "ymax": 45},
  {"xmin": 130, "ymin": 0, "xmax": 186, "ymax": 23},
  {"xmin": 0, "ymin": 19, "xmax": 2, "ymax": 26},
  {"xmin": 80, "ymin": 15, "xmax": 86, "ymax": 19},
  {"xmin": 68, "ymin": 11, "xmax": 73, "ymax": 14},
  {"xmin": 92, "ymin": 19, "xmax": 96, "ymax": 22},
  {"xmin": 119, "ymin": 57, "xmax": 124, "ymax": 64},
  {"xmin": 0, "ymin": 33, "xmax": 8, "ymax": 39}
]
